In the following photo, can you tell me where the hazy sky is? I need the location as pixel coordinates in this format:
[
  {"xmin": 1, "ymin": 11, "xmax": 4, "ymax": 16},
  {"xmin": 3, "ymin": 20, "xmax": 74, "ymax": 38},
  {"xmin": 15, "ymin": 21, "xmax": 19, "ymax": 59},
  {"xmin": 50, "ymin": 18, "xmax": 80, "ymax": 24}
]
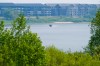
[{"xmin": 0, "ymin": 0, "xmax": 100, "ymax": 4}]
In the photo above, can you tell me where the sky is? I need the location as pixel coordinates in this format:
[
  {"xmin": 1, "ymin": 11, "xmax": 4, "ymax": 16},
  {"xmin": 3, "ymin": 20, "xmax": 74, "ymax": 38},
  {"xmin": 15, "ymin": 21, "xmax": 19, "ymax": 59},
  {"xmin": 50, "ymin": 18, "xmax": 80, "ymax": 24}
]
[{"xmin": 0, "ymin": 0, "xmax": 100, "ymax": 4}]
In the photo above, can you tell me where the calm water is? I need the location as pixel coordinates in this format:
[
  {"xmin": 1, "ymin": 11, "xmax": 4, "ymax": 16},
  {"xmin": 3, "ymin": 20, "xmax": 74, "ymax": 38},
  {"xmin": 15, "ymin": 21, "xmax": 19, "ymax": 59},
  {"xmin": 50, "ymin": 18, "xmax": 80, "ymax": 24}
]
[{"xmin": 30, "ymin": 23, "xmax": 90, "ymax": 52}]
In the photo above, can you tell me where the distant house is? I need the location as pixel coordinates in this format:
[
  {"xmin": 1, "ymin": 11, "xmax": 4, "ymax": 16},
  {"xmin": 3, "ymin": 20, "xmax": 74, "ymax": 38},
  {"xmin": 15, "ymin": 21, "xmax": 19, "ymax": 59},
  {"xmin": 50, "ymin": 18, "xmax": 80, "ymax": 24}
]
[{"xmin": 0, "ymin": 3, "xmax": 100, "ymax": 19}]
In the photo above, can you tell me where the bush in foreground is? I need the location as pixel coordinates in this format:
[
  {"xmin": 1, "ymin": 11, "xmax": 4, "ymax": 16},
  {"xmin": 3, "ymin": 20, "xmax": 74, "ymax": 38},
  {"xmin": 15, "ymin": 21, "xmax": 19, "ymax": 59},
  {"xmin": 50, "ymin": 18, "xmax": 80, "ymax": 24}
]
[
  {"xmin": 0, "ymin": 15, "xmax": 45, "ymax": 66},
  {"xmin": 45, "ymin": 46, "xmax": 100, "ymax": 66}
]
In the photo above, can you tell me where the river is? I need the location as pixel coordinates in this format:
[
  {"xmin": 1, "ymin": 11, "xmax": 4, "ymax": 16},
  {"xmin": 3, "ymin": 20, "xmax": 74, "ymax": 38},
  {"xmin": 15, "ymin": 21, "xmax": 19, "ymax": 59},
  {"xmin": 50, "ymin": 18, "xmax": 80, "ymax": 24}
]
[{"xmin": 30, "ymin": 22, "xmax": 90, "ymax": 52}]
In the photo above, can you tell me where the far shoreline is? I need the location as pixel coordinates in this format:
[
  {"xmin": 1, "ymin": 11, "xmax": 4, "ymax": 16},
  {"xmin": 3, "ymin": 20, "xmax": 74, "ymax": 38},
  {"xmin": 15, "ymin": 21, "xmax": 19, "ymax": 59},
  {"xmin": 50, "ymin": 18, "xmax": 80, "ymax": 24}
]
[
  {"xmin": 53, "ymin": 21, "xmax": 90, "ymax": 24},
  {"xmin": 54, "ymin": 22, "xmax": 74, "ymax": 24}
]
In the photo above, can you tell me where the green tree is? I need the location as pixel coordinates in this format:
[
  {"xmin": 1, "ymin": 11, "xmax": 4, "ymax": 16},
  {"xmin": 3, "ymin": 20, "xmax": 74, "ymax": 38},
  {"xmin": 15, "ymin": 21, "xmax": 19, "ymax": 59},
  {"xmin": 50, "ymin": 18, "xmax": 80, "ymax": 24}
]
[
  {"xmin": 45, "ymin": 45, "xmax": 66, "ymax": 66},
  {"xmin": 0, "ymin": 15, "xmax": 45, "ymax": 66},
  {"xmin": 85, "ymin": 10, "xmax": 100, "ymax": 55},
  {"xmin": 2, "ymin": 8, "xmax": 19, "ymax": 20},
  {"xmin": 45, "ymin": 46, "xmax": 100, "ymax": 66}
]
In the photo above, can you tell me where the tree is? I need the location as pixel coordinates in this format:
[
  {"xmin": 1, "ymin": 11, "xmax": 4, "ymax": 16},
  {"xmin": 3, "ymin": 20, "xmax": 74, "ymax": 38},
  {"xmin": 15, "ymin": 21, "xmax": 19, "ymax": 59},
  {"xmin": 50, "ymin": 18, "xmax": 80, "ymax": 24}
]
[
  {"xmin": 0, "ymin": 15, "xmax": 45, "ymax": 66},
  {"xmin": 2, "ymin": 8, "xmax": 19, "ymax": 20},
  {"xmin": 85, "ymin": 10, "xmax": 100, "ymax": 55},
  {"xmin": 45, "ymin": 45, "xmax": 66, "ymax": 66}
]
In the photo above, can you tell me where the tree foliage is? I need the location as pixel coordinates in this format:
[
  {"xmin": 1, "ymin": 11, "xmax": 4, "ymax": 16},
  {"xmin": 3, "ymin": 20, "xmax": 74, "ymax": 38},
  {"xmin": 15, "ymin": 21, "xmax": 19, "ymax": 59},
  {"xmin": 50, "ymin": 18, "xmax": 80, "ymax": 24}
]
[
  {"xmin": 85, "ymin": 10, "xmax": 100, "ymax": 55},
  {"xmin": 2, "ymin": 8, "xmax": 19, "ymax": 20},
  {"xmin": 45, "ymin": 46, "xmax": 100, "ymax": 66},
  {"xmin": 0, "ymin": 15, "xmax": 45, "ymax": 66}
]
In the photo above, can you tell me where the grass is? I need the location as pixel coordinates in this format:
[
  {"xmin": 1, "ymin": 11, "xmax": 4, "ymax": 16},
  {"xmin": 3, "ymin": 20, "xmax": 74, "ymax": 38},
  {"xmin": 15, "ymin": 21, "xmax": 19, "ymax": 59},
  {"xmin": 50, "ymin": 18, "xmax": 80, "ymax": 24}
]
[
  {"xmin": 27, "ymin": 16, "xmax": 92, "ymax": 23},
  {"xmin": 0, "ymin": 16, "xmax": 92, "ymax": 25}
]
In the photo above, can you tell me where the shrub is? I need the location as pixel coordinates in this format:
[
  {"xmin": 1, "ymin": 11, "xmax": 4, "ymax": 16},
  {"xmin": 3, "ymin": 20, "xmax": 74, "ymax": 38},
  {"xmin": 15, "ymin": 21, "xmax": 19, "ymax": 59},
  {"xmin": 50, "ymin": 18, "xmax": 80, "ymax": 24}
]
[{"xmin": 0, "ymin": 15, "xmax": 45, "ymax": 66}]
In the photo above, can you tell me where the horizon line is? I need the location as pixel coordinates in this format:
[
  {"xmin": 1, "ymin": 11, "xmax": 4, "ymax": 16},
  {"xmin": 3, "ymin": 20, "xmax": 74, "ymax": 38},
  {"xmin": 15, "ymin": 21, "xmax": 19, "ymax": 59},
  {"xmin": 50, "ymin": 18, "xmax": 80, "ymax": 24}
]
[{"xmin": 0, "ymin": 2, "xmax": 100, "ymax": 5}]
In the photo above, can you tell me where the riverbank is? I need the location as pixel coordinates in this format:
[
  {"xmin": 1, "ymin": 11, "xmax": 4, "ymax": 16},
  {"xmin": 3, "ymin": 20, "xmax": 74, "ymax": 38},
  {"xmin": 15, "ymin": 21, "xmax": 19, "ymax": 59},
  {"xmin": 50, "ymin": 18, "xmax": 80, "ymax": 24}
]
[
  {"xmin": 0, "ymin": 16, "xmax": 92, "ymax": 25},
  {"xmin": 54, "ymin": 22, "xmax": 74, "ymax": 24},
  {"xmin": 27, "ymin": 16, "xmax": 92, "ymax": 23}
]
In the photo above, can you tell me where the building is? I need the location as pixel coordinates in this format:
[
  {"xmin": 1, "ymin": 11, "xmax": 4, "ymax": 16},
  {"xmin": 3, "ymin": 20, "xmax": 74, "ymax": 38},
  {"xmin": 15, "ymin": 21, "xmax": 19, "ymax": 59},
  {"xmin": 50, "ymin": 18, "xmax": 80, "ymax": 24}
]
[{"xmin": 0, "ymin": 3, "xmax": 100, "ymax": 19}]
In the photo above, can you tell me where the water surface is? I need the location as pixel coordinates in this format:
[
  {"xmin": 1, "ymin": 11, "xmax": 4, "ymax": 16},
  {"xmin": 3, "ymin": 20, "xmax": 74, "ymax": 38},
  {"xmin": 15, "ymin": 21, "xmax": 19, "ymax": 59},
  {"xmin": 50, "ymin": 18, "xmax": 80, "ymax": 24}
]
[{"xmin": 30, "ymin": 23, "xmax": 90, "ymax": 52}]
